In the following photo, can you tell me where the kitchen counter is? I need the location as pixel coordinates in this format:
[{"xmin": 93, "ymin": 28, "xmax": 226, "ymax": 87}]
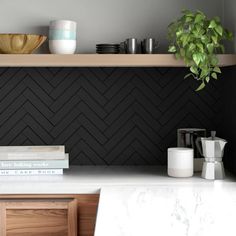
[
  {"xmin": 95, "ymin": 184, "xmax": 236, "ymax": 236},
  {"xmin": 0, "ymin": 166, "xmax": 236, "ymax": 236},
  {"xmin": 0, "ymin": 165, "xmax": 235, "ymax": 194},
  {"xmin": 93, "ymin": 167, "xmax": 236, "ymax": 236}
]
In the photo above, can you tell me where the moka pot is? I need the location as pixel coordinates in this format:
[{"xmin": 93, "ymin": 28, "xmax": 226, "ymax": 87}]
[{"xmin": 196, "ymin": 131, "xmax": 227, "ymax": 180}]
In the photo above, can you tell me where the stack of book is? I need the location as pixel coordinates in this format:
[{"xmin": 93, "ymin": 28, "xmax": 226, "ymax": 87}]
[{"xmin": 0, "ymin": 146, "xmax": 69, "ymax": 176}]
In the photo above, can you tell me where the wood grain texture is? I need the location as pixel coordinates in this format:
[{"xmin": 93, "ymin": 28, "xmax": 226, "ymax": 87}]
[
  {"xmin": 68, "ymin": 199, "xmax": 77, "ymax": 236},
  {"xmin": 0, "ymin": 54, "xmax": 234, "ymax": 67},
  {"xmin": 0, "ymin": 198, "xmax": 78, "ymax": 236},
  {"xmin": 6, "ymin": 209, "xmax": 68, "ymax": 236},
  {"xmin": 5, "ymin": 200, "xmax": 69, "ymax": 209},
  {"xmin": 0, "ymin": 194, "xmax": 99, "ymax": 236},
  {"xmin": 0, "ymin": 202, "xmax": 6, "ymax": 236}
]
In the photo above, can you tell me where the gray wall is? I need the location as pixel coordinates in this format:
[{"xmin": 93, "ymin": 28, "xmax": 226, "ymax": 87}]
[
  {"xmin": 223, "ymin": 0, "xmax": 236, "ymax": 52},
  {"xmin": 1, "ymin": 0, "xmax": 223, "ymax": 53}
]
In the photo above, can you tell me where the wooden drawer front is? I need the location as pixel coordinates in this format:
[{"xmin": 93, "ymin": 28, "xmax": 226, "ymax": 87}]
[
  {"xmin": 78, "ymin": 202, "xmax": 98, "ymax": 236},
  {"xmin": 0, "ymin": 199, "xmax": 77, "ymax": 236},
  {"xmin": 7, "ymin": 209, "xmax": 68, "ymax": 236}
]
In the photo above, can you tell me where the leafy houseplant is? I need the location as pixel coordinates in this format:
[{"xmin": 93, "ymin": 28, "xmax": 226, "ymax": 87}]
[{"xmin": 168, "ymin": 10, "xmax": 233, "ymax": 91}]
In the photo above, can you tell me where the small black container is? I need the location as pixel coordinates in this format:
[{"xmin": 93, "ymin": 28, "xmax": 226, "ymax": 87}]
[{"xmin": 177, "ymin": 128, "xmax": 206, "ymax": 172}]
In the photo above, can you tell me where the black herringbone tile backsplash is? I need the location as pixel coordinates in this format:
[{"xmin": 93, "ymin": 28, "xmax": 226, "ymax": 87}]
[{"xmin": 0, "ymin": 67, "xmax": 224, "ymax": 165}]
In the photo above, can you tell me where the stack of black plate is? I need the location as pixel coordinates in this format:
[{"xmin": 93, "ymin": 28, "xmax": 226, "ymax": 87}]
[{"xmin": 96, "ymin": 44, "xmax": 120, "ymax": 54}]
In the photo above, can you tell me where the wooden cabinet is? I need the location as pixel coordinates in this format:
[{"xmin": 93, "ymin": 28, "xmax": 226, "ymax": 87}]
[
  {"xmin": 0, "ymin": 199, "xmax": 77, "ymax": 236},
  {"xmin": 0, "ymin": 194, "xmax": 99, "ymax": 236}
]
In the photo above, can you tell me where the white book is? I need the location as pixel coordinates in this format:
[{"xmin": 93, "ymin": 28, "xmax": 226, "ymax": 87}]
[
  {"xmin": 0, "ymin": 153, "xmax": 65, "ymax": 160},
  {"xmin": 0, "ymin": 169, "xmax": 63, "ymax": 176},
  {"xmin": 0, "ymin": 146, "xmax": 65, "ymax": 153},
  {"xmin": 0, "ymin": 146, "xmax": 65, "ymax": 160},
  {"xmin": 0, "ymin": 154, "xmax": 69, "ymax": 169}
]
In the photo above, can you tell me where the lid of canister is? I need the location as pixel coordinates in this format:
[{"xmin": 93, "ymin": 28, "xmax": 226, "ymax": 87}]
[
  {"xmin": 178, "ymin": 128, "xmax": 206, "ymax": 131},
  {"xmin": 168, "ymin": 147, "xmax": 193, "ymax": 153}
]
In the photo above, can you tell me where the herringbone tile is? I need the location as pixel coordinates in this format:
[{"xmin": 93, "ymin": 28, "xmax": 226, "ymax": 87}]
[{"xmin": 0, "ymin": 67, "xmax": 223, "ymax": 165}]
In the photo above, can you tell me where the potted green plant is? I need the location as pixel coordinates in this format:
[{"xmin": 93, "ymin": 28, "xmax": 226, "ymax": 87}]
[{"xmin": 168, "ymin": 10, "xmax": 233, "ymax": 91}]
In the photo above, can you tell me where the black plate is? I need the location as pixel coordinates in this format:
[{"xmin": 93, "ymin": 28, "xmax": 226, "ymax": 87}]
[
  {"xmin": 96, "ymin": 48, "xmax": 120, "ymax": 50},
  {"xmin": 96, "ymin": 51, "xmax": 120, "ymax": 54},
  {"xmin": 97, "ymin": 47, "xmax": 120, "ymax": 50},
  {"xmin": 96, "ymin": 46, "xmax": 120, "ymax": 49},
  {"xmin": 96, "ymin": 52, "xmax": 120, "ymax": 54},
  {"xmin": 96, "ymin": 44, "xmax": 120, "ymax": 47},
  {"xmin": 96, "ymin": 49, "xmax": 120, "ymax": 52}
]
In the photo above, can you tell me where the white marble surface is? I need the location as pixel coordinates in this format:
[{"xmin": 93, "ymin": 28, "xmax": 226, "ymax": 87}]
[
  {"xmin": 0, "ymin": 165, "xmax": 236, "ymax": 235},
  {"xmin": 95, "ymin": 184, "xmax": 236, "ymax": 236},
  {"xmin": 1, "ymin": 165, "xmax": 234, "ymax": 194}
]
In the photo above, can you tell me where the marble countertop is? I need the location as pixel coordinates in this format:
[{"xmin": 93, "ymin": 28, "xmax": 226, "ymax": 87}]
[
  {"xmin": 0, "ymin": 166, "xmax": 235, "ymax": 236},
  {"xmin": 95, "ymin": 185, "xmax": 236, "ymax": 236},
  {"xmin": 93, "ymin": 168, "xmax": 236, "ymax": 236},
  {"xmin": 0, "ymin": 166, "xmax": 235, "ymax": 194}
]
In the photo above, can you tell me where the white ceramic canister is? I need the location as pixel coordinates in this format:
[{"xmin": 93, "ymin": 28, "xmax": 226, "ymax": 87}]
[
  {"xmin": 49, "ymin": 20, "xmax": 77, "ymax": 54},
  {"xmin": 168, "ymin": 147, "xmax": 194, "ymax": 178}
]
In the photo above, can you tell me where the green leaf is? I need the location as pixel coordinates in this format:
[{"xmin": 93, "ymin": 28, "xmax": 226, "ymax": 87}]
[
  {"xmin": 190, "ymin": 66, "xmax": 198, "ymax": 75},
  {"xmin": 185, "ymin": 16, "xmax": 193, "ymax": 23},
  {"xmin": 209, "ymin": 20, "xmax": 217, "ymax": 29},
  {"xmin": 168, "ymin": 45, "xmax": 177, "ymax": 53},
  {"xmin": 200, "ymin": 68, "xmax": 209, "ymax": 79},
  {"xmin": 195, "ymin": 14, "xmax": 205, "ymax": 23},
  {"xmin": 215, "ymin": 25, "xmax": 223, "ymax": 36},
  {"xmin": 180, "ymin": 48, "xmax": 185, "ymax": 57},
  {"xmin": 193, "ymin": 53, "xmax": 201, "ymax": 66},
  {"xmin": 211, "ymin": 56, "xmax": 219, "ymax": 66},
  {"xmin": 188, "ymin": 43, "xmax": 196, "ymax": 52},
  {"xmin": 175, "ymin": 53, "xmax": 181, "ymax": 60},
  {"xmin": 207, "ymin": 43, "xmax": 214, "ymax": 54},
  {"xmin": 212, "ymin": 36, "xmax": 218, "ymax": 44},
  {"xmin": 184, "ymin": 73, "xmax": 193, "ymax": 79},
  {"xmin": 213, "ymin": 67, "xmax": 221, "ymax": 73},
  {"xmin": 176, "ymin": 29, "xmax": 184, "ymax": 37},
  {"xmin": 224, "ymin": 29, "xmax": 234, "ymax": 40},
  {"xmin": 182, "ymin": 9, "xmax": 194, "ymax": 17},
  {"xmin": 197, "ymin": 43, "xmax": 204, "ymax": 52},
  {"xmin": 205, "ymin": 76, "xmax": 210, "ymax": 83},
  {"xmin": 201, "ymin": 35, "xmax": 210, "ymax": 44},
  {"xmin": 180, "ymin": 34, "xmax": 189, "ymax": 47},
  {"xmin": 211, "ymin": 72, "xmax": 218, "ymax": 79},
  {"xmin": 196, "ymin": 82, "xmax": 206, "ymax": 91}
]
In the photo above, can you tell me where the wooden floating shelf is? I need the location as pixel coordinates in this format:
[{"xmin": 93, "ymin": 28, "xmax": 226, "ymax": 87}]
[{"xmin": 0, "ymin": 54, "xmax": 235, "ymax": 67}]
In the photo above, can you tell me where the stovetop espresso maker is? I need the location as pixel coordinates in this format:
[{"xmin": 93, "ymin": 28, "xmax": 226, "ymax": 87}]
[{"xmin": 196, "ymin": 131, "xmax": 227, "ymax": 180}]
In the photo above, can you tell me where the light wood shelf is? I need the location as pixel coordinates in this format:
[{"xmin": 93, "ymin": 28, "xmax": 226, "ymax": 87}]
[{"xmin": 0, "ymin": 54, "xmax": 235, "ymax": 67}]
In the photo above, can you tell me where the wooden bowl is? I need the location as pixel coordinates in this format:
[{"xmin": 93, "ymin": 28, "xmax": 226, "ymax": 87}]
[{"xmin": 0, "ymin": 34, "xmax": 47, "ymax": 54}]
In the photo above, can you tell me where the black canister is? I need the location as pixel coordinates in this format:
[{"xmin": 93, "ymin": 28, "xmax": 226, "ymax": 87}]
[{"xmin": 177, "ymin": 128, "xmax": 206, "ymax": 171}]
